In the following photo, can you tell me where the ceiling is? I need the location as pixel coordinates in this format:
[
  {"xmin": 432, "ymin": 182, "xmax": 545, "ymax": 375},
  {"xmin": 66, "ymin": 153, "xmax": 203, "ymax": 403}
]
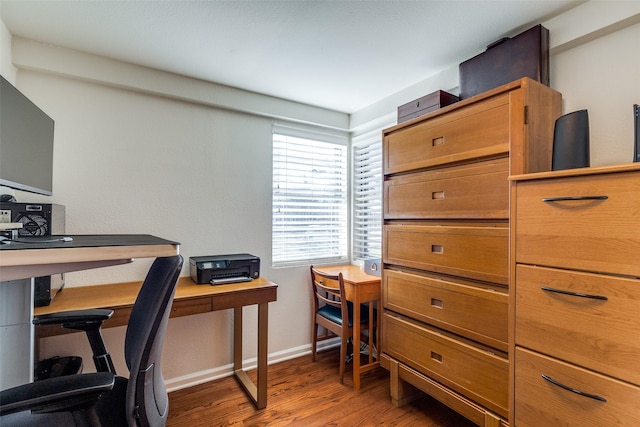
[{"xmin": 1, "ymin": 0, "xmax": 581, "ymax": 113}]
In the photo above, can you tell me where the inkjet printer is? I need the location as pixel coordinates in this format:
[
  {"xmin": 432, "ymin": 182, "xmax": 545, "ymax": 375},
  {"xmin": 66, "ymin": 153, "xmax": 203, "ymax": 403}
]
[{"xmin": 190, "ymin": 254, "xmax": 260, "ymax": 285}]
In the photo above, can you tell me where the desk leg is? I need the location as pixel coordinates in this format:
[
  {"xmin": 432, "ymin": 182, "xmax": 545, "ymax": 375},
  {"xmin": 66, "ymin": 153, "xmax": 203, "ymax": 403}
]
[
  {"xmin": 353, "ymin": 301, "xmax": 361, "ymax": 390},
  {"xmin": 0, "ymin": 279, "xmax": 34, "ymax": 391},
  {"xmin": 256, "ymin": 302, "xmax": 268, "ymax": 408},
  {"xmin": 352, "ymin": 298, "xmax": 380, "ymax": 391},
  {"xmin": 232, "ymin": 303, "xmax": 269, "ymax": 409},
  {"xmin": 233, "ymin": 307, "xmax": 243, "ymax": 371}
]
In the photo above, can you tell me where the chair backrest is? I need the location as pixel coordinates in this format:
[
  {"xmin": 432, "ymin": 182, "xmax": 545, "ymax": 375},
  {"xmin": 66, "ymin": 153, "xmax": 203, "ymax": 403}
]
[
  {"xmin": 124, "ymin": 255, "xmax": 183, "ymax": 427},
  {"xmin": 310, "ymin": 266, "xmax": 348, "ymax": 325}
]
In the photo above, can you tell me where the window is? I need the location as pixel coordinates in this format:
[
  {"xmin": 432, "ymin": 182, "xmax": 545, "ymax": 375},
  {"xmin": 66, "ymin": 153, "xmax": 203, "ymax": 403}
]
[
  {"xmin": 352, "ymin": 132, "xmax": 382, "ymax": 262},
  {"xmin": 272, "ymin": 124, "xmax": 348, "ymax": 267}
]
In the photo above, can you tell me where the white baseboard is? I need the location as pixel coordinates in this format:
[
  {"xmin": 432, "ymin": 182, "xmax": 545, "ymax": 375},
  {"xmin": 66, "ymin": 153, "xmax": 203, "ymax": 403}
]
[{"xmin": 166, "ymin": 338, "xmax": 340, "ymax": 392}]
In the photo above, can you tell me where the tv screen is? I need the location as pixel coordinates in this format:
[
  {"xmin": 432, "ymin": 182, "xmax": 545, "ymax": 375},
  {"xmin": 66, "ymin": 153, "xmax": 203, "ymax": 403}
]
[{"xmin": 0, "ymin": 75, "xmax": 55, "ymax": 196}]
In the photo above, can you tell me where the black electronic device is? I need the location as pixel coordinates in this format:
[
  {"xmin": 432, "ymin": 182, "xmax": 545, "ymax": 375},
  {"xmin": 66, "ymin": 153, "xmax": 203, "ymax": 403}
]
[
  {"xmin": 0, "ymin": 75, "xmax": 55, "ymax": 196},
  {"xmin": 552, "ymin": 110, "xmax": 590, "ymax": 171},
  {"xmin": 189, "ymin": 254, "xmax": 260, "ymax": 285},
  {"xmin": 0, "ymin": 202, "xmax": 66, "ymax": 306},
  {"xmin": 634, "ymin": 104, "xmax": 639, "ymax": 163}
]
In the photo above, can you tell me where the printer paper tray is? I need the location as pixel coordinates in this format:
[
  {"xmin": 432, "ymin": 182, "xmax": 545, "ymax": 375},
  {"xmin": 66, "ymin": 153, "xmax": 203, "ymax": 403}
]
[{"xmin": 210, "ymin": 276, "xmax": 253, "ymax": 286}]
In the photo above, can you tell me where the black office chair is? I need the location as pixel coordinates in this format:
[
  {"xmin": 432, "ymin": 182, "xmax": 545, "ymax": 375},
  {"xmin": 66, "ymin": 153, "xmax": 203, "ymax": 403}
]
[{"xmin": 0, "ymin": 255, "xmax": 183, "ymax": 427}]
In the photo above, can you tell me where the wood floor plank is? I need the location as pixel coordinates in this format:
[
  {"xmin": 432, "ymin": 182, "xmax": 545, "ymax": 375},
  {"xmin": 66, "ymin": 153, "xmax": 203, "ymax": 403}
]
[{"xmin": 167, "ymin": 348, "xmax": 476, "ymax": 426}]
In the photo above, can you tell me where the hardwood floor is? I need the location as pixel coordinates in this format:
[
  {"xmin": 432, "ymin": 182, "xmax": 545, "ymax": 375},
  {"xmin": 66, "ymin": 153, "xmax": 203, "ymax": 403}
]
[{"xmin": 167, "ymin": 348, "xmax": 476, "ymax": 426}]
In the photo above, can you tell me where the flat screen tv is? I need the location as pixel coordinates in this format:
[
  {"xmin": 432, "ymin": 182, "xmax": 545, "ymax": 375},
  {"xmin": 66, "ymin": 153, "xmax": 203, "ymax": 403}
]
[{"xmin": 0, "ymin": 75, "xmax": 55, "ymax": 196}]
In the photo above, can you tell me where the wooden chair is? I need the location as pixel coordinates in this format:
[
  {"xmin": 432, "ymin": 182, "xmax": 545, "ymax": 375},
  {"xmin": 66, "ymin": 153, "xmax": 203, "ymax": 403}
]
[{"xmin": 310, "ymin": 265, "xmax": 374, "ymax": 384}]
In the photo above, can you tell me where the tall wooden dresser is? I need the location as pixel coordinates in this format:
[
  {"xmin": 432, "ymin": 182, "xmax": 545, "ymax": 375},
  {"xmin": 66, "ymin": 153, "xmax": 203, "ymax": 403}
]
[
  {"xmin": 510, "ymin": 164, "xmax": 640, "ymax": 426},
  {"xmin": 381, "ymin": 78, "xmax": 561, "ymax": 426}
]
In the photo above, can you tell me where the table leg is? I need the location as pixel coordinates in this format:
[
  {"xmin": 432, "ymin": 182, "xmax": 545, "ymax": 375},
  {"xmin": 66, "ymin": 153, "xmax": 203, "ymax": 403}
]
[
  {"xmin": 232, "ymin": 304, "xmax": 269, "ymax": 409},
  {"xmin": 0, "ymin": 278, "xmax": 34, "ymax": 390},
  {"xmin": 256, "ymin": 302, "xmax": 268, "ymax": 408},
  {"xmin": 367, "ymin": 300, "xmax": 375, "ymax": 365},
  {"xmin": 233, "ymin": 306, "xmax": 243, "ymax": 372},
  {"xmin": 353, "ymin": 300, "xmax": 361, "ymax": 390}
]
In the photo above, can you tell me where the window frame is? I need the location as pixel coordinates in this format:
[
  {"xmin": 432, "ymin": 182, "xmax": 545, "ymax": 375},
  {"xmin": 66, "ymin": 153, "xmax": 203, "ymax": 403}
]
[
  {"xmin": 272, "ymin": 123, "xmax": 349, "ymax": 268},
  {"xmin": 351, "ymin": 129, "xmax": 383, "ymax": 263}
]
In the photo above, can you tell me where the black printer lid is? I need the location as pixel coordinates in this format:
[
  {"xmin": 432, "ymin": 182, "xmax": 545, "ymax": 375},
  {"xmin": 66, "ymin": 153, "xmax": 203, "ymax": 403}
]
[{"xmin": 189, "ymin": 254, "xmax": 259, "ymax": 263}]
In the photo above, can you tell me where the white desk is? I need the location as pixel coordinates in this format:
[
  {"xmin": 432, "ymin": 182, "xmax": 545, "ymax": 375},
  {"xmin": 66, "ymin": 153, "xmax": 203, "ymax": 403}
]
[{"xmin": 0, "ymin": 235, "xmax": 179, "ymax": 390}]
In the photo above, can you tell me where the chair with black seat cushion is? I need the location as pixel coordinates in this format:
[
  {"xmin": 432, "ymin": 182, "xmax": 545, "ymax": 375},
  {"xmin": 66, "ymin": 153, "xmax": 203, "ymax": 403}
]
[
  {"xmin": 0, "ymin": 254, "xmax": 183, "ymax": 427},
  {"xmin": 310, "ymin": 265, "xmax": 374, "ymax": 384}
]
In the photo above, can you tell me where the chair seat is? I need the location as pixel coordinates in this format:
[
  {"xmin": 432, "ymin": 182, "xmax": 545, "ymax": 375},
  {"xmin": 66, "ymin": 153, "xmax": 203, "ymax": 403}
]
[{"xmin": 317, "ymin": 302, "xmax": 373, "ymax": 328}]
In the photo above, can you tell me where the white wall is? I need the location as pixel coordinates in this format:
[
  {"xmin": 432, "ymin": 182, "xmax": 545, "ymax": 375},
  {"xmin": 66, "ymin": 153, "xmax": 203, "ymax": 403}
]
[
  {"xmin": 0, "ymin": 19, "xmax": 15, "ymax": 81},
  {"xmin": 2, "ymin": 39, "xmax": 346, "ymax": 387},
  {"xmin": 19, "ymin": 67, "xmax": 314, "ymax": 383},
  {"xmin": 2, "ymin": 1, "xmax": 639, "ymax": 390},
  {"xmin": 352, "ymin": 2, "xmax": 640, "ymax": 168},
  {"xmin": 551, "ymin": 20, "xmax": 640, "ymax": 166}
]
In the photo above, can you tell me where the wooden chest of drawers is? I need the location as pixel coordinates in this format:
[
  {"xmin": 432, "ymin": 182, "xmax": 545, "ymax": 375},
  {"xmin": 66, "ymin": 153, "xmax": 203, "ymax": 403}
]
[
  {"xmin": 382, "ymin": 78, "xmax": 561, "ymax": 426},
  {"xmin": 510, "ymin": 164, "xmax": 640, "ymax": 426}
]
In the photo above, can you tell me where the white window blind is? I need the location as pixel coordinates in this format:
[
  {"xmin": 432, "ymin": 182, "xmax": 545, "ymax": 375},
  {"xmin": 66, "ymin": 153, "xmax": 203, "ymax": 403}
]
[
  {"xmin": 352, "ymin": 133, "xmax": 382, "ymax": 262},
  {"xmin": 272, "ymin": 125, "xmax": 348, "ymax": 267}
]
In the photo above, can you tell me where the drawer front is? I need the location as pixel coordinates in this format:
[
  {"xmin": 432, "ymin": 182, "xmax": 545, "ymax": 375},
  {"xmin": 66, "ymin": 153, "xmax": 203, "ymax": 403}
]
[
  {"xmin": 515, "ymin": 264, "xmax": 640, "ymax": 385},
  {"xmin": 384, "ymin": 313, "xmax": 508, "ymax": 417},
  {"xmin": 384, "ymin": 158, "xmax": 508, "ymax": 220},
  {"xmin": 384, "ymin": 94, "xmax": 510, "ymax": 174},
  {"xmin": 515, "ymin": 171, "xmax": 640, "ymax": 277},
  {"xmin": 170, "ymin": 297, "xmax": 212, "ymax": 318},
  {"xmin": 384, "ymin": 269, "xmax": 508, "ymax": 350},
  {"xmin": 515, "ymin": 348, "xmax": 640, "ymax": 427},
  {"xmin": 384, "ymin": 224, "xmax": 508, "ymax": 285}
]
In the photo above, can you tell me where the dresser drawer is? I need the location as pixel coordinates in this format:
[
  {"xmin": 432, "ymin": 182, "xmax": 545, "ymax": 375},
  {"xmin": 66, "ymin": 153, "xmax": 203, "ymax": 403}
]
[
  {"xmin": 384, "ymin": 224, "xmax": 508, "ymax": 285},
  {"xmin": 515, "ymin": 348, "xmax": 640, "ymax": 427},
  {"xmin": 384, "ymin": 94, "xmax": 510, "ymax": 175},
  {"xmin": 384, "ymin": 158, "xmax": 508, "ymax": 220},
  {"xmin": 515, "ymin": 171, "xmax": 640, "ymax": 277},
  {"xmin": 384, "ymin": 313, "xmax": 508, "ymax": 417},
  {"xmin": 515, "ymin": 264, "xmax": 640, "ymax": 385},
  {"xmin": 384, "ymin": 269, "xmax": 508, "ymax": 350}
]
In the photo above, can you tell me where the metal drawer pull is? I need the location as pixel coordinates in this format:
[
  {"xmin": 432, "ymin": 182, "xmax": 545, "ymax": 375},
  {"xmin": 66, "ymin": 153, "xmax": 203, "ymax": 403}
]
[
  {"xmin": 541, "ymin": 286, "xmax": 608, "ymax": 301},
  {"xmin": 541, "ymin": 375, "xmax": 607, "ymax": 402},
  {"xmin": 542, "ymin": 195, "xmax": 608, "ymax": 202}
]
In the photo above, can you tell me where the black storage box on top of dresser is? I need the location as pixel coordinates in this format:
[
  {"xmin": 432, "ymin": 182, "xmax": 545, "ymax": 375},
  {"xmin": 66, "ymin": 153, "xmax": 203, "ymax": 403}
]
[
  {"xmin": 459, "ymin": 24, "xmax": 549, "ymax": 99},
  {"xmin": 0, "ymin": 202, "xmax": 65, "ymax": 306},
  {"xmin": 397, "ymin": 90, "xmax": 459, "ymax": 124}
]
